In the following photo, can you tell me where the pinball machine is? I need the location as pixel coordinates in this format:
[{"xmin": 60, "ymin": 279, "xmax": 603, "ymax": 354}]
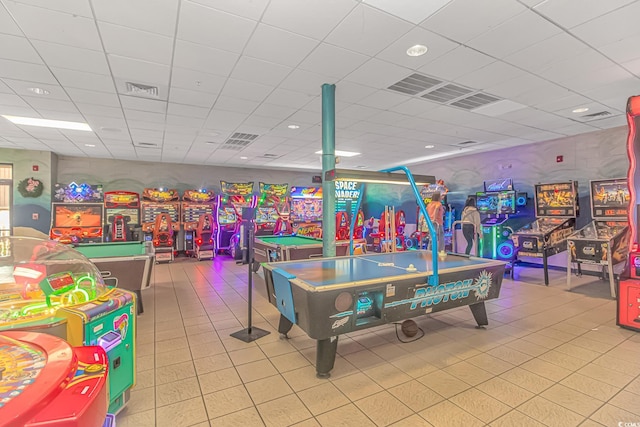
[
  {"xmin": 50, "ymin": 182, "xmax": 104, "ymax": 244},
  {"xmin": 181, "ymin": 189, "xmax": 216, "ymax": 259},
  {"xmin": 141, "ymin": 188, "xmax": 180, "ymax": 263}
]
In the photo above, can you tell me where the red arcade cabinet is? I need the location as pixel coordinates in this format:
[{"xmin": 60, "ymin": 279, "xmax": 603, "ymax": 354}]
[{"xmin": 619, "ymin": 95, "xmax": 640, "ymax": 332}]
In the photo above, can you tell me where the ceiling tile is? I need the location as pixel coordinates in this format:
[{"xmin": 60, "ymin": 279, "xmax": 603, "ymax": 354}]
[
  {"xmin": 485, "ymin": 72, "xmax": 549, "ymax": 99},
  {"xmin": 357, "ymin": 90, "xmax": 409, "ymax": 109},
  {"xmin": 0, "ymin": 34, "xmax": 42, "ymax": 64},
  {"xmin": 417, "ymin": 46, "xmax": 494, "ymax": 81},
  {"xmin": 244, "ymin": 24, "xmax": 318, "ymax": 68},
  {"xmin": 536, "ymin": 50, "xmax": 617, "ymax": 83},
  {"xmin": 340, "ymin": 104, "xmax": 384, "ymax": 120},
  {"xmin": 76, "ymin": 104, "xmax": 125, "ymax": 119},
  {"xmin": 33, "ymin": 40, "xmax": 111, "ymax": 75},
  {"xmin": 98, "ymin": 22, "xmax": 174, "ymax": 66},
  {"xmin": 232, "ymin": 56, "xmax": 292, "ymax": 86},
  {"xmin": 173, "ymin": 40, "xmax": 239, "ymax": 77},
  {"xmin": 252, "ymin": 103, "xmax": 296, "ymax": 120},
  {"xmin": 167, "ymin": 103, "xmax": 210, "ymax": 119},
  {"xmin": 375, "ymin": 27, "xmax": 458, "ymax": 71},
  {"xmin": 120, "ymin": 96, "xmax": 167, "ymax": 114},
  {"xmin": 240, "ymin": 115, "xmax": 283, "ymax": 129},
  {"xmin": 325, "ymin": 4, "xmax": 413, "ymax": 56},
  {"xmin": 298, "ymin": 43, "xmax": 369, "ymax": 80},
  {"xmin": 598, "ymin": 34, "xmax": 640, "ymax": 64},
  {"xmin": 5, "ymin": 2, "xmax": 102, "ymax": 50},
  {"xmin": 51, "ymin": 68, "xmax": 116, "ymax": 93},
  {"xmin": 467, "ymin": 10, "xmax": 562, "ymax": 59},
  {"xmin": 286, "ymin": 110, "xmax": 321, "ymax": 125},
  {"xmin": 108, "ymin": 55, "xmax": 171, "ymax": 87},
  {"xmin": 66, "ymin": 87, "xmax": 121, "ymax": 107},
  {"xmin": 169, "ymin": 87, "xmax": 217, "ymax": 108},
  {"xmin": 0, "ymin": 4, "xmax": 22, "ymax": 36},
  {"xmin": 0, "ymin": 59, "xmax": 57, "ymax": 84},
  {"xmin": 279, "ymin": 69, "xmax": 337, "ymax": 95},
  {"xmin": 92, "ymin": 0, "xmax": 179, "ymax": 36},
  {"xmin": 204, "ymin": 109, "xmax": 248, "ymax": 131},
  {"xmin": 363, "ymin": 0, "xmax": 452, "ymax": 24},
  {"xmin": 345, "ymin": 58, "xmax": 412, "ymax": 89},
  {"xmin": 422, "ymin": 0, "xmax": 525, "ymax": 43},
  {"xmin": 571, "ymin": 1, "xmax": 640, "ymax": 48},
  {"xmin": 178, "ymin": 1, "xmax": 256, "ymax": 53},
  {"xmin": 455, "ymin": 61, "xmax": 522, "ymax": 91},
  {"xmin": 262, "ymin": 0, "xmax": 356, "ymax": 40},
  {"xmin": 534, "ymin": 0, "xmax": 636, "ymax": 29},
  {"xmin": 511, "ymin": 82, "xmax": 571, "ymax": 106},
  {"xmin": 213, "ymin": 96, "xmax": 259, "ymax": 114},
  {"xmin": 10, "ymin": 0, "xmax": 92, "ymax": 17},
  {"xmin": 22, "ymin": 97, "xmax": 79, "ymax": 113},
  {"xmin": 171, "ymin": 67, "xmax": 226, "ymax": 94},
  {"xmin": 393, "ymin": 98, "xmax": 440, "ymax": 116},
  {"xmin": 560, "ymin": 65, "xmax": 634, "ymax": 93},
  {"xmin": 221, "ymin": 78, "xmax": 273, "ymax": 102},
  {"xmin": 502, "ymin": 33, "xmax": 590, "ymax": 74},
  {"xmin": 1, "ymin": 78, "xmax": 69, "ymax": 100},
  {"xmin": 264, "ymin": 88, "xmax": 313, "ymax": 109},
  {"xmin": 188, "ymin": 0, "xmax": 268, "ymax": 21}
]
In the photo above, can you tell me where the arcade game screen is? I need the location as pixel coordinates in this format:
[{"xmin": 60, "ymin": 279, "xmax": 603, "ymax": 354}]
[
  {"xmin": 53, "ymin": 204, "xmax": 103, "ymax": 227},
  {"xmin": 256, "ymin": 207, "xmax": 279, "ymax": 224},
  {"xmin": 591, "ymin": 178, "xmax": 629, "ymax": 218},
  {"xmin": 497, "ymin": 191, "xmax": 516, "ymax": 214},
  {"xmin": 535, "ymin": 182, "xmax": 577, "ymax": 216},
  {"xmin": 105, "ymin": 208, "xmax": 139, "ymax": 225},
  {"xmin": 476, "ymin": 193, "xmax": 498, "ymax": 214},
  {"xmin": 291, "ymin": 199, "xmax": 323, "ymax": 221},
  {"xmin": 218, "ymin": 207, "xmax": 237, "ymax": 224}
]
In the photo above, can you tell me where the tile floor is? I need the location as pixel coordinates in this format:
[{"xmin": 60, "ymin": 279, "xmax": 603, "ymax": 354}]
[{"xmin": 115, "ymin": 257, "xmax": 640, "ymax": 427}]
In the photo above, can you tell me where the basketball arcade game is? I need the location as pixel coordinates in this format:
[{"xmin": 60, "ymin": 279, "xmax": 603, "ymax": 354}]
[
  {"xmin": 215, "ymin": 181, "xmax": 256, "ymax": 255},
  {"xmin": 511, "ymin": 181, "xmax": 579, "ymax": 285},
  {"xmin": 290, "ymin": 186, "xmax": 323, "ymax": 237},
  {"xmin": 50, "ymin": 182, "xmax": 104, "ymax": 244},
  {"xmin": 256, "ymin": 183, "xmax": 289, "ymax": 236},
  {"xmin": 567, "ymin": 178, "xmax": 630, "ymax": 297},
  {"xmin": 181, "ymin": 189, "xmax": 216, "ymax": 260},
  {"xmin": 104, "ymin": 191, "xmax": 140, "ymax": 242},
  {"xmin": 141, "ymin": 188, "xmax": 180, "ymax": 263}
]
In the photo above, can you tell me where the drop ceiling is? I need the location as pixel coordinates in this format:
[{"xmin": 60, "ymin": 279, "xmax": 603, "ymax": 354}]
[{"xmin": 0, "ymin": 0, "xmax": 638, "ymax": 171}]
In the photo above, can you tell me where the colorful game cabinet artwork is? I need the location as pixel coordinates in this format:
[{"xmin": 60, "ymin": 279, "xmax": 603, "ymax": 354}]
[
  {"xmin": 256, "ymin": 183, "xmax": 289, "ymax": 236},
  {"xmin": 215, "ymin": 181, "xmax": 257, "ymax": 255},
  {"xmin": 181, "ymin": 189, "xmax": 216, "ymax": 260},
  {"xmin": 290, "ymin": 186, "xmax": 323, "ymax": 238},
  {"xmin": 141, "ymin": 188, "xmax": 180, "ymax": 263},
  {"xmin": 50, "ymin": 182, "xmax": 104, "ymax": 244},
  {"xmin": 0, "ymin": 236, "xmax": 136, "ymax": 414}
]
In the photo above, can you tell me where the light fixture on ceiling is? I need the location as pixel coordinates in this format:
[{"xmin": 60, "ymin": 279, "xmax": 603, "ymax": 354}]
[
  {"xmin": 425, "ymin": 144, "xmax": 435, "ymax": 149},
  {"xmin": 315, "ymin": 150, "xmax": 360, "ymax": 157},
  {"xmin": 287, "ymin": 124, "xmax": 300, "ymax": 129},
  {"xmin": 99, "ymin": 127, "xmax": 122, "ymax": 133},
  {"xmin": 572, "ymin": 107, "xmax": 589, "ymax": 113},
  {"xmin": 84, "ymin": 144, "xmax": 96, "ymax": 147},
  {"xmin": 1, "ymin": 115, "xmax": 92, "ymax": 131},
  {"xmin": 240, "ymin": 156, "xmax": 248, "ymax": 160},
  {"xmin": 406, "ymin": 44, "xmax": 428, "ymax": 57},
  {"xmin": 28, "ymin": 87, "xmax": 50, "ymax": 95},
  {"xmin": 325, "ymin": 169, "xmax": 435, "ymax": 186}
]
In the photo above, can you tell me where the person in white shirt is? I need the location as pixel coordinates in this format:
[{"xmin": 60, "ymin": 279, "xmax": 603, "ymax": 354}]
[{"xmin": 461, "ymin": 197, "xmax": 482, "ymax": 255}]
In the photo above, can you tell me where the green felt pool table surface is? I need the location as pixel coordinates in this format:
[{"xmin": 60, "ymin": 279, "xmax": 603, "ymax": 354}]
[
  {"xmin": 255, "ymin": 236, "xmax": 323, "ymax": 247},
  {"xmin": 74, "ymin": 241, "xmax": 149, "ymax": 258}
]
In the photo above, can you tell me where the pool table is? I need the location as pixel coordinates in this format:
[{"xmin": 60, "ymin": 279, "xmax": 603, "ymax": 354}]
[
  {"xmin": 73, "ymin": 241, "xmax": 154, "ymax": 314},
  {"xmin": 253, "ymin": 235, "xmax": 366, "ymax": 263},
  {"xmin": 263, "ymin": 250, "xmax": 506, "ymax": 378}
]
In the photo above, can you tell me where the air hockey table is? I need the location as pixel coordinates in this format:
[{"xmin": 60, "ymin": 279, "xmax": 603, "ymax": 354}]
[
  {"xmin": 253, "ymin": 235, "xmax": 366, "ymax": 263},
  {"xmin": 263, "ymin": 250, "xmax": 506, "ymax": 378}
]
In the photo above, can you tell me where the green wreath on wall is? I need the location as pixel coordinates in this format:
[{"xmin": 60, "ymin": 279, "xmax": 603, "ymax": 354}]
[{"xmin": 17, "ymin": 177, "xmax": 44, "ymax": 198}]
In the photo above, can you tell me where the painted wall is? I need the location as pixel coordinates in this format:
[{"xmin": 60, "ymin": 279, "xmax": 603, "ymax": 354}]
[{"xmin": 0, "ymin": 148, "xmax": 56, "ymax": 236}]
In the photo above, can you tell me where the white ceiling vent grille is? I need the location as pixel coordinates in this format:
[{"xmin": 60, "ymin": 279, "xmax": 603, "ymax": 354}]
[
  {"xmin": 458, "ymin": 140, "xmax": 479, "ymax": 146},
  {"xmin": 257, "ymin": 153, "xmax": 281, "ymax": 159},
  {"xmin": 125, "ymin": 82, "xmax": 159, "ymax": 98},
  {"xmin": 451, "ymin": 93, "xmax": 501, "ymax": 110},
  {"xmin": 388, "ymin": 73, "xmax": 443, "ymax": 95},
  {"xmin": 580, "ymin": 111, "xmax": 612, "ymax": 121},
  {"xmin": 220, "ymin": 132, "xmax": 259, "ymax": 150},
  {"xmin": 134, "ymin": 142, "xmax": 160, "ymax": 148},
  {"xmin": 421, "ymin": 84, "xmax": 473, "ymax": 103}
]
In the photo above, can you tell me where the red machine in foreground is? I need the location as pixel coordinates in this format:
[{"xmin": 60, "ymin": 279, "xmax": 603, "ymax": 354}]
[
  {"xmin": 194, "ymin": 213, "xmax": 215, "ymax": 260},
  {"xmin": 152, "ymin": 213, "xmax": 175, "ymax": 263},
  {"xmin": 369, "ymin": 208, "xmax": 406, "ymax": 252},
  {"xmin": 0, "ymin": 331, "xmax": 109, "ymax": 427},
  {"xmin": 620, "ymin": 95, "xmax": 640, "ymax": 331}
]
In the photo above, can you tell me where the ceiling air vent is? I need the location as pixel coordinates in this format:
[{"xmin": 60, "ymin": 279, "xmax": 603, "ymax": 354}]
[
  {"xmin": 458, "ymin": 140, "xmax": 478, "ymax": 146},
  {"xmin": 134, "ymin": 142, "xmax": 159, "ymax": 148},
  {"xmin": 582, "ymin": 111, "xmax": 612, "ymax": 119},
  {"xmin": 388, "ymin": 73, "xmax": 443, "ymax": 95},
  {"xmin": 220, "ymin": 132, "xmax": 259, "ymax": 150},
  {"xmin": 125, "ymin": 82, "xmax": 159, "ymax": 98},
  {"xmin": 421, "ymin": 84, "xmax": 473, "ymax": 103},
  {"xmin": 257, "ymin": 153, "xmax": 281, "ymax": 159},
  {"xmin": 451, "ymin": 93, "xmax": 501, "ymax": 110}
]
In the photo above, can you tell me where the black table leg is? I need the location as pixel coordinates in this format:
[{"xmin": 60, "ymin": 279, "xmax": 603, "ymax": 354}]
[
  {"xmin": 135, "ymin": 290, "xmax": 144, "ymax": 315},
  {"xmin": 316, "ymin": 337, "xmax": 338, "ymax": 378},
  {"xmin": 469, "ymin": 302, "xmax": 488, "ymax": 328},
  {"xmin": 543, "ymin": 252, "xmax": 549, "ymax": 286}
]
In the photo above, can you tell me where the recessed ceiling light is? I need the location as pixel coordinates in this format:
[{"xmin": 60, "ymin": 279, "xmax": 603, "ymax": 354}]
[
  {"xmin": 84, "ymin": 144, "xmax": 96, "ymax": 147},
  {"xmin": 315, "ymin": 150, "xmax": 361, "ymax": 157},
  {"xmin": 28, "ymin": 87, "xmax": 50, "ymax": 95},
  {"xmin": 1, "ymin": 115, "xmax": 92, "ymax": 131},
  {"xmin": 406, "ymin": 44, "xmax": 428, "ymax": 57},
  {"xmin": 240, "ymin": 156, "xmax": 248, "ymax": 160},
  {"xmin": 425, "ymin": 144, "xmax": 435, "ymax": 149},
  {"xmin": 572, "ymin": 107, "xmax": 589, "ymax": 113},
  {"xmin": 288, "ymin": 124, "xmax": 300, "ymax": 129},
  {"xmin": 99, "ymin": 127, "xmax": 122, "ymax": 133}
]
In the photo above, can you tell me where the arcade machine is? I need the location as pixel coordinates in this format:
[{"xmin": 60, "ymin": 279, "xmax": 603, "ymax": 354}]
[
  {"xmin": 511, "ymin": 181, "xmax": 579, "ymax": 285},
  {"xmin": 408, "ymin": 181, "xmax": 448, "ymax": 249},
  {"xmin": 214, "ymin": 181, "xmax": 256, "ymax": 255},
  {"xmin": 256, "ymin": 183, "xmax": 289, "ymax": 236},
  {"xmin": 0, "ymin": 236, "xmax": 136, "ymax": 414},
  {"xmin": 273, "ymin": 196, "xmax": 293, "ymax": 235},
  {"xmin": 181, "ymin": 189, "xmax": 216, "ymax": 259},
  {"xmin": 141, "ymin": 188, "xmax": 180, "ymax": 263},
  {"xmin": 369, "ymin": 208, "xmax": 406, "ymax": 252},
  {"xmin": 50, "ymin": 182, "xmax": 104, "ymax": 244},
  {"xmin": 104, "ymin": 190, "xmax": 140, "ymax": 242},
  {"xmin": 290, "ymin": 186, "xmax": 323, "ymax": 237},
  {"xmin": 618, "ymin": 95, "xmax": 640, "ymax": 331},
  {"xmin": 567, "ymin": 178, "xmax": 630, "ymax": 297}
]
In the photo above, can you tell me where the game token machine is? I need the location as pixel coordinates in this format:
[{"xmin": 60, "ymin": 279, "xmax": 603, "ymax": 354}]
[
  {"xmin": 181, "ymin": 189, "xmax": 216, "ymax": 260},
  {"xmin": 256, "ymin": 183, "xmax": 289, "ymax": 236},
  {"xmin": 50, "ymin": 182, "xmax": 104, "ymax": 244},
  {"xmin": 0, "ymin": 236, "xmax": 136, "ymax": 414},
  {"xmin": 567, "ymin": 178, "xmax": 630, "ymax": 298},
  {"xmin": 104, "ymin": 190, "xmax": 141, "ymax": 242},
  {"xmin": 141, "ymin": 188, "xmax": 180, "ymax": 263},
  {"xmin": 511, "ymin": 181, "xmax": 579, "ymax": 285},
  {"xmin": 619, "ymin": 95, "xmax": 640, "ymax": 331},
  {"xmin": 290, "ymin": 186, "xmax": 323, "ymax": 237},
  {"xmin": 215, "ymin": 181, "xmax": 256, "ymax": 256}
]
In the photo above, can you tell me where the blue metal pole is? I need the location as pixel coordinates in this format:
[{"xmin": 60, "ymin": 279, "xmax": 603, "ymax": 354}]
[
  {"xmin": 322, "ymin": 84, "xmax": 336, "ymax": 258},
  {"xmin": 381, "ymin": 166, "xmax": 439, "ymax": 286}
]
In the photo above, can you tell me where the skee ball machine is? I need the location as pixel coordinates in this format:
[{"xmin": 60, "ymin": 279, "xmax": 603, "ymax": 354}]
[
  {"xmin": 567, "ymin": 178, "xmax": 630, "ymax": 297},
  {"xmin": 50, "ymin": 182, "xmax": 104, "ymax": 244},
  {"xmin": 181, "ymin": 189, "xmax": 216, "ymax": 259},
  {"xmin": 511, "ymin": 181, "xmax": 579, "ymax": 285},
  {"xmin": 619, "ymin": 95, "xmax": 640, "ymax": 331},
  {"xmin": 0, "ymin": 236, "xmax": 136, "ymax": 414},
  {"xmin": 256, "ymin": 183, "xmax": 289, "ymax": 236},
  {"xmin": 104, "ymin": 191, "xmax": 141, "ymax": 242},
  {"xmin": 141, "ymin": 188, "xmax": 180, "ymax": 263}
]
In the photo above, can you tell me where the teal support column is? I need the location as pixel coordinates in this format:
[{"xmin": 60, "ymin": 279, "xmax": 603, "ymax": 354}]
[{"xmin": 321, "ymin": 83, "xmax": 336, "ymax": 258}]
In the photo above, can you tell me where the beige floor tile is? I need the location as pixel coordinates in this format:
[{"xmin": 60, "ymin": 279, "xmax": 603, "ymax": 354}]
[
  {"xmin": 156, "ymin": 327, "xmax": 186, "ymax": 342},
  {"xmin": 570, "ymin": 337, "xmax": 614, "ymax": 353},
  {"xmin": 370, "ymin": 343, "xmax": 410, "ymax": 361},
  {"xmin": 364, "ymin": 363, "xmax": 412, "ymax": 389},
  {"xmin": 443, "ymin": 361, "xmax": 494, "ymax": 386},
  {"xmin": 577, "ymin": 363, "xmax": 635, "ymax": 387},
  {"xmin": 192, "ymin": 353, "xmax": 232, "ymax": 375},
  {"xmin": 608, "ymin": 390, "xmax": 640, "ymax": 416},
  {"xmin": 624, "ymin": 376, "xmax": 640, "ymax": 395},
  {"xmin": 417, "ymin": 369, "xmax": 471, "ymax": 398},
  {"xmin": 198, "ymin": 366, "xmax": 242, "ymax": 394},
  {"xmin": 259, "ymin": 339, "xmax": 297, "ymax": 357},
  {"xmin": 116, "ymin": 408, "xmax": 155, "ymax": 427},
  {"xmin": 136, "ymin": 354, "xmax": 155, "ymax": 372},
  {"xmin": 540, "ymin": 384, "xmax": 604, "ymax": 417},
  {"xmin": 316, "ymin": 403, "xmax": 376, "ymax": 427},
  {"xmin": 450, "ymin": 388, "xmax": 511, "ymax": 423},
  {"xmin": 187, "ymin": 330, "xmax": 221, "ymax": 345},
  {"xmin": 236, "ymin": 359, "xmax": 278, "ymax": 383},
  {"xmin": 155, "ymin": 396, "xmax": 208, "ymax": 427},
  {"xmin": 489, "ymin": 410, "xmax": 545, "ymax": 427},
  {"xmin": 560, "ymin": 373, "xmax": 620, "ymax": 401},
  {"xmin": 282, "ymin": 366, "xmax": 326, "ymax": 392},
  {"xmin": 486, "ymin": 345, "xmax": 534, "ymax": 365},
  {"xmin": 270, "ymin": 351, "xmax": 311, "ymax": 373},
  {"xmin": 465, "ymin": 353, "xmax": 515, "ymax": 375},
  {"xmin": 155, "ymin": 347, "xmax": 193, "ymax": 368},
  {"xmin": 419, "ymin": 400, "xmax": 484, "ymax": 427},
  {"xmin": 390, "ymin": 414, "xmax": 434, "ymax": 426},
  {"xmin": 390, "ymin": 355, "xmax": 439, "ymax": 378},
  {"xmin": 578, "ymin": 420, "xmax": 605, "ymax": 427},
  {"xmin": 538, "ymin": 349, "xmax": 590, "ymax": 371},
  {"xmin": 135, "ymin": 368, "xmax": 155, "ymax": 390},
  {"xmin": 297, "ymin": 382, "xmax": 350, "ymax": 416},
  {"xmin": 388, "ymin": 380, "xmax": 444, "ymax": 412},
  {"xmin": 332, "ymin": 372, "xmax": 384, "ymax": 401},
  {"xmin": 505, "ymin": 339, "xmax": 549, "ymax": 357},
  {"xmin": 354, "ymin": 391, "xmax": 414, "ymax": 427},
  {"xmin": 476, "ymin": 377, "xmax": 534, "ymax": 408},
  {"xmin": 590, "ymin": 404, "xmax": 639, "ymax": 426},
  {"xmin": 189, "ymin": 340, "xmax": 227, "ymax": 359},
  {"xmin": 518, "ymin": 396, "xmax": 585, "ymax": 427},
  {"xmin": 245, "ymin": 374, "xmax": 293, "ymax": 404},
  {"xmin": 520, "ymin": 358, "xmax": 573, "ymax": 382},
  {"xmin": 343, "ymin": 349, "xmax": 386, "ymax": 370},
  {"xmin": 292, "ymin": 418, "xmax": 321, "ymax": 427},
  {"xmin": 499, "ymin": 367, "xmax": 554, "ymax": 394},
  {"xmin": 210, "ymin": 407, "xmax": 265, "ymax": 426},
  {"xmin": 156, "ymin": 376, "xmax": 202, "ymax": 407},
  {"xmin": 229, "ymin": 346, "xmax": 267, "ymax": 365},
  {"xmin": 257, "ymin": 394, "xmax": 313, "ymax": 427},
  {"xmin": 554, "ymin": 343, "xmax": 602, "ymax": 362},
  {"xmin": 203, "ymin": 384, "xmax": 253, "ymax": 419},
  {"xmin": 155, "ymin": 336, "xmax": 189, "ymax": 354},
  {"xmin": 126, "ymin": 386, "xmax": 155, "ymax": 414}
]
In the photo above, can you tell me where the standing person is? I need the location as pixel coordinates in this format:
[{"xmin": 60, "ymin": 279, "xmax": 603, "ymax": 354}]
[
  {"xmin": 426, "ymin": 192, "xmax": 445, "ymax": 253},
  {"xmin": 461, "ymin": 197, "xmax": 482, "ymax": 255}
]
